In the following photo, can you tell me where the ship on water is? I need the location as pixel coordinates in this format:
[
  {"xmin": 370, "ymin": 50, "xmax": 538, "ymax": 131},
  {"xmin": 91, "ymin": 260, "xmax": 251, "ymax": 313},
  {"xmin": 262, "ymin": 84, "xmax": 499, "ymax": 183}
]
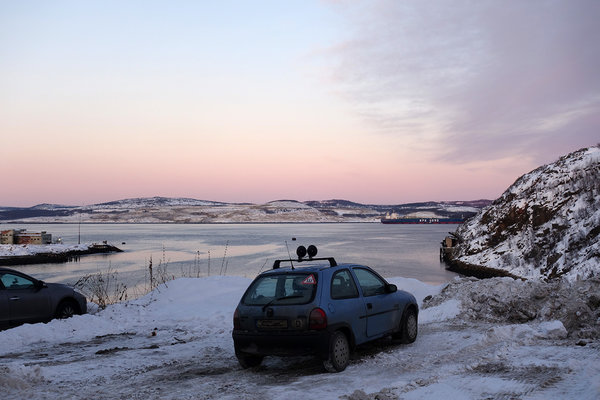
[{"xmin": 380, "ymin": 212, "xmax": 464, "ymax": 224}]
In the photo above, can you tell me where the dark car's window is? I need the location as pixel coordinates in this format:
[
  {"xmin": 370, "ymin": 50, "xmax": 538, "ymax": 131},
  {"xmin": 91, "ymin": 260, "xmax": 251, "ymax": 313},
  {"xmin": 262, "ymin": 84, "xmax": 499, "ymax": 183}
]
[
  {"xmin": 242, "ymin": 273, "xmax": 318, "ymax": 306},
  {"xmin": 353, "ymin": 268, "xmax": 386, "ymax": 297},
  {"xmin": 0, "ymin": 273, "xmax": 35, "ymax": 290},
  {"xmin": 330, "ymin": 269, "xmax": 359, "ymax": 299}
]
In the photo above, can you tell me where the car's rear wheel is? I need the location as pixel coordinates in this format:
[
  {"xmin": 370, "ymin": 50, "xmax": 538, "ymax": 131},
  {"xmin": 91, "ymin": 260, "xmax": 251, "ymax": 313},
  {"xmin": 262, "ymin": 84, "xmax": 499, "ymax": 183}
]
[
  {"xmin": 55, "ymin": 300, "xmax": 78, "ymax": 319},
  {"xmin": 235, "ymin": 347, "xmax": 263, "ymax": 369},
  {"xmin": 323, "ymin": 330, "xmax": 350, "ymax": 372},
  {"xmin": 394, "ymin": 307, "xmax": 418, "ymax": 343}
]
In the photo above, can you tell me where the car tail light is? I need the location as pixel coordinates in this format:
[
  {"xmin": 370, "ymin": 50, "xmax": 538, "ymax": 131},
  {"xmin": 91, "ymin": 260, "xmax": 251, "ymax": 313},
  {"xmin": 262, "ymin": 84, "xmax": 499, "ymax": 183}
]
[
  {"xmin": 309, "ymin": 308, "xmax": 327, "ymax": 330},
  {"xmin": 233, "ymin": 308, "xmax": 241, "ymax": 330}
]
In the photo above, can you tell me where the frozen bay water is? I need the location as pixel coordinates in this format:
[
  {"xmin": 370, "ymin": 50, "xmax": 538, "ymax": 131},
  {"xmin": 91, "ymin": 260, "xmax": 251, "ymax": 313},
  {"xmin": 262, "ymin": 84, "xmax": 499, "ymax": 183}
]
[
  {"xmin": 0, "ymin": 276, "xmax": 598, "ymax": 400},
  {"xmin": 3, "ymin": 223, "xmax": 459, "ymax": 291}
]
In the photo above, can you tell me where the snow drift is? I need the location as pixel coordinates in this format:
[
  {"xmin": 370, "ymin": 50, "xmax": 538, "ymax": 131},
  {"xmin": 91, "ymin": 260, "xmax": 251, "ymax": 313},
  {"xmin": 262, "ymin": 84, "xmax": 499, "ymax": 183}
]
[{"xmin": 422, "ymin": 276, "xmax": 600, "ymax": 339}]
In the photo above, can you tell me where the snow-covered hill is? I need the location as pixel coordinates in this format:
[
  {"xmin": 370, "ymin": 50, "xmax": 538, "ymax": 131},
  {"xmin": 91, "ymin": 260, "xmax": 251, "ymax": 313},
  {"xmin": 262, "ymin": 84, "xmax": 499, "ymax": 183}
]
[
  {"xmin": 90, "ymin": 196, "xmax": 229, "ymax": 209},
  {"xmin": 0, "ymin": 198, "xmax": 487, "ymax": 224},
  {"xmin": 453, "ymin": 146, "xmax": 600, "ymax": 281}
]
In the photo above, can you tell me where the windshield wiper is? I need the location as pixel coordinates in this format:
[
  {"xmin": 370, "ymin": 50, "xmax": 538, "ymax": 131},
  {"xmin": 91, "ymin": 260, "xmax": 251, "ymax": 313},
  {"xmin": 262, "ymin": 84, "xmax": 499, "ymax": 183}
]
[{"xmin": 262, "ymin": 295, "xmax": 304, "ymax": 311}]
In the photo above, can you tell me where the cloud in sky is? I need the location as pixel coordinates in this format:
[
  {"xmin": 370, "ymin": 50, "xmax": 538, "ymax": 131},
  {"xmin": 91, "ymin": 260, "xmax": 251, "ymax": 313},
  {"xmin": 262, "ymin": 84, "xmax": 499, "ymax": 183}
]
[
  {"xmin": 327, "ymin": 0, "xmax": 600, "ymax": 165},
  {"xmin": 1, "ymin": 1, "xmax": 598, "ymax": 206}
]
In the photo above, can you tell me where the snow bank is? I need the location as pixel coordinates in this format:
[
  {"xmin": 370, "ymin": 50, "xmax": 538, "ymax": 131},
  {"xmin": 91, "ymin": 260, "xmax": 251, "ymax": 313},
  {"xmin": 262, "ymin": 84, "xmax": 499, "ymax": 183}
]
[
  {"xmin": 0, "ymin": 243, "xmax": 91, "ymax": 257},
  {"xmin": 419, "ymin": 299, "xmax": 461, "ymax": 323},
  {"xmin": 422, "ymin": 276, "xmax": 600, "ymax": 338},
  {"xmin": 388, "ymin": 277, "xmax": 445, "ymax": 307},
  {"xmin": 0, "ymin": 276, "xmax": 251, "ymax": 355},
  {"xmin": 484, "ymin": 320, "xmax": 568, "ymax": 344}
]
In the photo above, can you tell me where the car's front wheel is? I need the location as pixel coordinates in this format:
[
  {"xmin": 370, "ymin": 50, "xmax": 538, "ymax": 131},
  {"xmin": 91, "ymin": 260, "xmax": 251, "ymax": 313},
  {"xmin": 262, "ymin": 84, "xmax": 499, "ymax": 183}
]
[
  {"xmin": 394, "ymin": 307, "xmax": 418, "ymax": 343},
  {"xmin": 55, "ymin": 300, "xmax": 79, "ymax": 319},
  {"xmin": 323, "ymin": 330, "xmax": 350, "ymax": 372}
]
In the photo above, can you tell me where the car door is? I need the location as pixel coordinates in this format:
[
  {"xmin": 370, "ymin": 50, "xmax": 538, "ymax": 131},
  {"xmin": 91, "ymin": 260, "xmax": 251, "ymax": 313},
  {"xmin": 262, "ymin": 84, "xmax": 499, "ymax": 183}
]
[
  {"xmin": 351, "ymin": 267, "xmax": 398, "ymax": 338},
  {"xmin": 0, "ymin": 284, "xmax": 9, "ymax": 329},
  {"xmin": 0, "ymin": 272, "xmax": 52, "ymax": 325},
  {"xmin": 327, "ymin": 269, "xmax": 368, "ymax": 344}
]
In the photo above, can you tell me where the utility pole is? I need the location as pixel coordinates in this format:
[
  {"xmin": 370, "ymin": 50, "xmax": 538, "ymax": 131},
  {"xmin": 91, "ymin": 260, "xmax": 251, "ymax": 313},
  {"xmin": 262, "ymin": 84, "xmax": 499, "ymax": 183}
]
[{"xmin": 78, "ymin": 211, "xmax": 81, "ymax": 244}]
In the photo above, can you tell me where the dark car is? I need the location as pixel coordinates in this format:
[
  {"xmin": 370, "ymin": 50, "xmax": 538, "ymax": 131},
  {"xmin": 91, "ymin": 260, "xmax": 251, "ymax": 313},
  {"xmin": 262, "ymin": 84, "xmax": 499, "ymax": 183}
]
[
  {"xmin": 0, "ymin": 268, "xmax": 87, "ymax": 329},
  {"xmin": 232, "ymin": 246, "xmax": 418, "ymax": 372}
]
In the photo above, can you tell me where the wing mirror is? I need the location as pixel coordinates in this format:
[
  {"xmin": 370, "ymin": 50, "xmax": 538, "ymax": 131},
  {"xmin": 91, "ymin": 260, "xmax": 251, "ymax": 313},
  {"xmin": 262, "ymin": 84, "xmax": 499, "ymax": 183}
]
[
  {"xmin": 34, "ymin": 280, "xmax": 46, "ymax": 291},
  {"xmin": 385, "ymin": 284, "xmax": 397, "ymax": 293}
]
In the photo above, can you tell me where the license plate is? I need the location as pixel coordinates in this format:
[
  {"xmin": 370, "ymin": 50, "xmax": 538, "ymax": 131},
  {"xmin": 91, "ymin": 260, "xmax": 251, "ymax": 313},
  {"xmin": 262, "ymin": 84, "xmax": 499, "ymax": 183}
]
[{"xmin": 256, "ymin": 319, "xmax": 288, "ymax": 329}]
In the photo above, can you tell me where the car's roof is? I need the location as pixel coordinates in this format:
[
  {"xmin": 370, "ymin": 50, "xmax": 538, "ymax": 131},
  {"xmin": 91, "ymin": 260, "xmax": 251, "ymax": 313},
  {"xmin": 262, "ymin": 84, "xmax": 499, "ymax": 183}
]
[
  {"xmin": 259, "ymin": 262, "xmax": 368, "ymax": 276},
  {"xmin": 0, "ymin": 268, "xmax": 36, "ymax": 278},
  {"xmin": 0, "ymin": 267, "xmax": 21, "ymax": 273}
]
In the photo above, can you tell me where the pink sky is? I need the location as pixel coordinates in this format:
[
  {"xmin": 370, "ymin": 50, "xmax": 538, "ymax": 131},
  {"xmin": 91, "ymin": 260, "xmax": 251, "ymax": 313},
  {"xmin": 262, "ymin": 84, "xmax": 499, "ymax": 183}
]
[{"xmin": 1, "ymin": 1, "xmax": 598, "ymax": 207}]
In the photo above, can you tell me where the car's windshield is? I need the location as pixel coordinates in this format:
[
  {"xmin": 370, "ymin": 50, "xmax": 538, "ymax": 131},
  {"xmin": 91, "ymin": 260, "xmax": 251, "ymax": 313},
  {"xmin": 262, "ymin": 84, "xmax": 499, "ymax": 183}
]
[{"xmin": 242, "ymin": 273, "xmax": 318, "ymax": 306}]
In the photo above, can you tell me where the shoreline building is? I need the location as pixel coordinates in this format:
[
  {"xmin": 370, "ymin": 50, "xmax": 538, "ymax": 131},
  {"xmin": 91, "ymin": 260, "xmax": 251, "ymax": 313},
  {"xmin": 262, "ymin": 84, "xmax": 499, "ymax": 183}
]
[{"xmin": 0, "ymin": 229, "xmax": 52, "ymax": 244}]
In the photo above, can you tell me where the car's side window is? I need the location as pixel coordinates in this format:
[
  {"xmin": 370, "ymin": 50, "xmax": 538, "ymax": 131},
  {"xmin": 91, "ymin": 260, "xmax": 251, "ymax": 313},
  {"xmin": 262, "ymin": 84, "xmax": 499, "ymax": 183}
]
[
  {"xmin": 353, "ymin": 268, "xmax": 386, "ymax": 297},
  {"xmin": 330, "ymin": 269, "xmax": 359, "ymax": 299},
  {"xmin": 0, "ymin": 273, "xmax": 34, "ymax": 290}
]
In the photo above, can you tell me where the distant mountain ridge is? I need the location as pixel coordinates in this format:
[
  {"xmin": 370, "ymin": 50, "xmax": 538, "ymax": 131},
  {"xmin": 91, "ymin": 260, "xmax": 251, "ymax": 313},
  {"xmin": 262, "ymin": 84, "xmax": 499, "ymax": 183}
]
[
  {"xmin": 92, "ymin": 196, "xmax": 230, "ymax": 209},
  {"xmin": 0, "ymin": 197, "xmax": 490, "ymax": 224},
  {"xmin": 453, "ymin": 145, "xmax": 600, "ymax": 281}
]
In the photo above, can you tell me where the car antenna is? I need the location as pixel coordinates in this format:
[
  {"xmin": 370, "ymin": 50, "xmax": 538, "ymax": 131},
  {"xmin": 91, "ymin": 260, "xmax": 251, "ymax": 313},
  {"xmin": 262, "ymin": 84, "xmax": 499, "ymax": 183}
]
[{"xmin": 284, "ymin": 240, "xmax": 294, "ymax": 270}]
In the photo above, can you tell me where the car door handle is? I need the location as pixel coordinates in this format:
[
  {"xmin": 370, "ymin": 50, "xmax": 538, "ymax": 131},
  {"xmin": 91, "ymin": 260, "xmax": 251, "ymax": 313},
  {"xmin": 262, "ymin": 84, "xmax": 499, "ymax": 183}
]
[
  {"xmin": 9, "ymin": 296, "xmax": 20, "ymax": 301},
  {"xmin": 367, "ymin": 303, "xmax": 373, "ymax": 310}
]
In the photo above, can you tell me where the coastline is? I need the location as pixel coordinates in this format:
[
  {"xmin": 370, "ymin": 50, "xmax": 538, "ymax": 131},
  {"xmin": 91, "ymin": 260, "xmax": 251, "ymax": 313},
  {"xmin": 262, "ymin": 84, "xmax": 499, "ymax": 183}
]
[
  {"xmin": 443, "ymin": 256, "xmax": 521, "ymax": 280},
  {"xmin": 0, "ymin": 243, "xmax": 123, "ymax": 266}
]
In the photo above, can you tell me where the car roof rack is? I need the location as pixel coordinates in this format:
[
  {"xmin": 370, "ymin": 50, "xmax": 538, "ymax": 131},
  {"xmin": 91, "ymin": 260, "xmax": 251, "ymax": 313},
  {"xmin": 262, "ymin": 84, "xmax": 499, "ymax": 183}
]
[
  {"xmin": 272, "ymin": 245, "xmax": 337, "ymax": 269},
  {"xmin": 272, "ymin": 257, "xmax": 337, "ymax": 270}
]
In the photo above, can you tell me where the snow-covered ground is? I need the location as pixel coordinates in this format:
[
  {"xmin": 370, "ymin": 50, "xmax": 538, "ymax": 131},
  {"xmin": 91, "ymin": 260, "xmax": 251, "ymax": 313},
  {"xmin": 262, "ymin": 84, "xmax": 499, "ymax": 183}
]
[{"xmin": 1, "ymin": 276, "xmax": 598, "ymax": 399}]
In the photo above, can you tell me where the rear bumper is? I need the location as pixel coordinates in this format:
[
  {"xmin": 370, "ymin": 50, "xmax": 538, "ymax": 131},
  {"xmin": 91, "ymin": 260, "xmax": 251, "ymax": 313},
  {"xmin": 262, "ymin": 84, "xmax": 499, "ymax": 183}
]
[{"xmin": 232, "ymin": 330, "xmax": 330, "ymax": 358}]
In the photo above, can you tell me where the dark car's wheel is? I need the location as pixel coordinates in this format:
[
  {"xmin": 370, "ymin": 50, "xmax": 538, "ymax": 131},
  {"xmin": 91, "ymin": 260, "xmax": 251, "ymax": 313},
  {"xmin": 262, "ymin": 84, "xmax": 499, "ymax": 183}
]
[
  {"xmin": 55, "ymin": 300, "xmax": 78, "ymax": 319},
  {"xmin": 323, "ymin": 330, "xmax": 350, "ymax": 372},
  {"xmin": 235, "ymin": 347, "xmax": 263, "ymax": 369},
  {"xmin": 394, "ymin": 307, "xmax": 418, "ymax": 343}
]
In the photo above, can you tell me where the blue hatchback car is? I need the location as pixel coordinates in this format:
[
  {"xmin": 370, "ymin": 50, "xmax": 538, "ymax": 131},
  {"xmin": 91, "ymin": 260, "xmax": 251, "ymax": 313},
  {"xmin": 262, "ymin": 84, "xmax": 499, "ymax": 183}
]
[{"xmin": 232, "ymin": 246, "xmax": 418, "ymax": 372}]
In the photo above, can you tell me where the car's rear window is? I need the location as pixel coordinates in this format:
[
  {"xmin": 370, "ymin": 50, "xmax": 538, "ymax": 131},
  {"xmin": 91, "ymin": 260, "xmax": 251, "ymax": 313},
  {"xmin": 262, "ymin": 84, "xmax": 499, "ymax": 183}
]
[{"xmin": 242, "ymin": 273, "xmax": 318, "ymax": 306}]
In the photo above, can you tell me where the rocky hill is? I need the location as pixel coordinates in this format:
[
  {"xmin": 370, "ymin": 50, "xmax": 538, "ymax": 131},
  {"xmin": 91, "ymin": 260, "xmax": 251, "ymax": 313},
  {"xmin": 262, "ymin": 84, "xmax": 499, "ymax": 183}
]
[{"xmin": 452, "ymin": 145, "xmax": 600, "ymax": 281}]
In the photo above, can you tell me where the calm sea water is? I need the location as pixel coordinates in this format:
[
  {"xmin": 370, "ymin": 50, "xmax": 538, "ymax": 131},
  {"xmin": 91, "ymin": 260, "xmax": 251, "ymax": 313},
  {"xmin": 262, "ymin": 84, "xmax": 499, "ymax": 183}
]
[{"xmin": 4, "ymin": 223, "xmax": 458, "ymax": 290}]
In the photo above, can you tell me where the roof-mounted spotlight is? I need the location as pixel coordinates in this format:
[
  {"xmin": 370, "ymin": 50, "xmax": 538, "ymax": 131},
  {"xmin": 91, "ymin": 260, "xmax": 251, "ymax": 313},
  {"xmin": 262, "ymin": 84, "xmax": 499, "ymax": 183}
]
[
  {"xmin": 296, "ymin": 245, "xmax": 307, "ymax": 259},
  {"xmin": 273, "ymin": 245, "xmax": 336, "ymax": 269},
  {"xmin": 307, "ymin": 245, "xmax": 318, "ymax": 259}
]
